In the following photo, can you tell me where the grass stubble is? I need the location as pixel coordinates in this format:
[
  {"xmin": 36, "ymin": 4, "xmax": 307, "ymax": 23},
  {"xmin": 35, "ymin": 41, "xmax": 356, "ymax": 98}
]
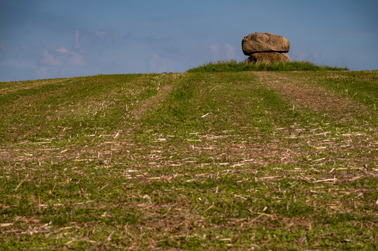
[{"xmin": 0, "ymin": 64, "xmax": 377, "ymax": 249}]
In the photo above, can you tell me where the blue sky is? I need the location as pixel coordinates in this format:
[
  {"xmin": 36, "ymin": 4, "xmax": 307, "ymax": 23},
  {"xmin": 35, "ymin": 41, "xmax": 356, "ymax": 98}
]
[{"xmin": 0, "ymin": 0, "xmax": 377, "ymax": 81}]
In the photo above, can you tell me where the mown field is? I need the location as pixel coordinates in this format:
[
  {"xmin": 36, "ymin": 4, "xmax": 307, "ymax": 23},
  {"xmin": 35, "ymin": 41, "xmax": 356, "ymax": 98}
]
[{"xmin": 0, "ymin": 69, "xmax": 377, "ymax": 249}]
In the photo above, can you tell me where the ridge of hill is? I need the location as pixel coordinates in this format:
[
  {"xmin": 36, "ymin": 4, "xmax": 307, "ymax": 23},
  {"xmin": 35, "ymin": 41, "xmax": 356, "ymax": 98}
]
[
  {"xmin": 0, "ymin": 70, "xmax": 377, "ymax": 249},
  {"xmin": 187, "ymin": 60, "xmax": 349, "ymax": 72}
]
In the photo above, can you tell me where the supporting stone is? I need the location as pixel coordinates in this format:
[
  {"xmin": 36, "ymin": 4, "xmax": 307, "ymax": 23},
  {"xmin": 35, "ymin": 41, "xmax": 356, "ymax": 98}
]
[{"xmin": 245, "ymin": 52, "xmax": 290, "ymax": 64}]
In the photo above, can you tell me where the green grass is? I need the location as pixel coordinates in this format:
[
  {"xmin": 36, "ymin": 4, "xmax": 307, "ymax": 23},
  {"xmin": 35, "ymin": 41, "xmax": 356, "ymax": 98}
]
[
  {"xmin": 0, "ymin": 70, "xmax": 377, "ymax": 249},
  {"xmin": 187, "ymin": 60, "xmax": 349, "ymax": 72}
]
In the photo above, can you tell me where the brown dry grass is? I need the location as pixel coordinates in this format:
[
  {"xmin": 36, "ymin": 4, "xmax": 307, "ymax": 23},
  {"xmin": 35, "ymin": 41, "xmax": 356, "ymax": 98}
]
[{"xmin": 254, "ymin": 71, "xmax": 366, "ymax": 117}]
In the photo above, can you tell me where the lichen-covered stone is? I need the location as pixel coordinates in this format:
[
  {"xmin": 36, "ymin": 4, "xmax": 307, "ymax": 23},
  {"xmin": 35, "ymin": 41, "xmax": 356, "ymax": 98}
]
[
  {"xmin": 245, "ymin": 52, "xmax": 290, "ymax": 64},
  {"xmin": 242, "ymin": 32, "xmax": 290, "ymax": 55}
]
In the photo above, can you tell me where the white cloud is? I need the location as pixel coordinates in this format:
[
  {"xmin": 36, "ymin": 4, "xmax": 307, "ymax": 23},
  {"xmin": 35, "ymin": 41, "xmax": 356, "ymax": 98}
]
[
  {"xmin": 290, "ymin": 49, "xmax": 323, "ymax": 65},
  {"xmin": 210, "ymin": 43, "xmax": 219, "ymax": 61},
  {"xmin": 95, "ymin": 30, "xmax": 106, "ymax": 38},
  {"xmin": 290, "ymin": 50, "xmax": 306, "ymax": 61},
  {"xmin": 41, "ymin": 48, "xmax": 85, "ymax": 66},
  {"xmin": 71, "ymin": 28, "xmax": 121, "ymax": 52},
  {"xmin": 225, "ymin": 44, "xmax": 235, "ymax": 59},
  {"xmin": 42, "ymin": 50, "xmax": 62, "ymax": 66},
  {"xmin": 209, "ymin": 43, "xmax": 237, "ymax": 62},
  {"xmin": 69, "ymin": 51, "xmax": 85, "ymax": 65},
  {"xmin": 32, "ymin": 66, "xmax": 47, "ymax": 79},
  {"xmin": 56, "ymin": 47, "xmax": 68, "ymax": 53},
  {"xmin": 149, "ymin": 54, "xmax": 167, "ymax": 73},
  {"xmin": 74, "ymin": 29, "xmax": 80, "ymax": 49}
]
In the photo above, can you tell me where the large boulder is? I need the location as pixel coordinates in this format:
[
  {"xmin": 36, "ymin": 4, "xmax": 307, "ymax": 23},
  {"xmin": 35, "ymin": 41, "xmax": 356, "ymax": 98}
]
[
  {"xmin": 242, "ymin": 32, "xmax": 290, "ymax": 55},
  {"xmin": 245, "ymin": 52, "xmax": 290, "ymax": 64}
]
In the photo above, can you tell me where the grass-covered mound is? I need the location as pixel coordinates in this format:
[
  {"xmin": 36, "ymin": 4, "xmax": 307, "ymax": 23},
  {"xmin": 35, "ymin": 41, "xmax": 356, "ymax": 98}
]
[
  {"xmin": 187, "ymin": 60, "xmax": 349, "ymax": 72},
  {"xmin": 1, "ymin": 70, "xmax": 376, "ymax": 249}
]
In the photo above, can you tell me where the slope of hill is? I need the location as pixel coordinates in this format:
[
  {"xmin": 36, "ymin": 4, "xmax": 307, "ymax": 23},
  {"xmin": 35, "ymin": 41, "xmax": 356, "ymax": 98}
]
[{"xmin": 0, "ymin": 70, "xmax": 377, "ymax": 249}]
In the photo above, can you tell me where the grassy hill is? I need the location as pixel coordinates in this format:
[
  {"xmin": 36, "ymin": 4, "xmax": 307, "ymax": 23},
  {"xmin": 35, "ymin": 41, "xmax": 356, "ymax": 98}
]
[{"xmin": 0, "ymin": 66, "xmax": 377, "ymax": 249}]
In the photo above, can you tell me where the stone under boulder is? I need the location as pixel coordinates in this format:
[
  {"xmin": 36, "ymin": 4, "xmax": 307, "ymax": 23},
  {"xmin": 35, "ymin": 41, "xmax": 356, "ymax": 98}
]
[
  {"xmin": 242, "ymin": 32, "xmax": 290, "ymax": 55},
  {"xmin": 245, "ymin": 52, "xmax": 290, "ymax": 64}
]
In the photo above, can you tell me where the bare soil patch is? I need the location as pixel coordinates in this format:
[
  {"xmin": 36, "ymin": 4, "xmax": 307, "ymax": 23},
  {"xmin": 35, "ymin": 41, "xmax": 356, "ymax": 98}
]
[
  {"xmin": 130, "ymin": 74, "xmax": 184, "ymax": 120},
  {"xmin": 254, "ymin": 71, "xmax": 366, "ymax": 118},
  {"xmin": 132, "ymin": 84, "xmax": 173, "ymax": 120}
]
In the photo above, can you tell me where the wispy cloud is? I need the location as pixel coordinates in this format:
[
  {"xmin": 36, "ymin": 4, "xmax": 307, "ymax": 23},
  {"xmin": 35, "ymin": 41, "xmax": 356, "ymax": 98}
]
[
  {"xmin": 149, "ymin": 54, "xmax": 167, "ymax": 73},
  {"xmin": 69, "ymin": 51, "xmax": 85, "ymax": 65},
  {"xmin": 32, "ymin": 66, "xmax": 47, "ymax": 79},
  {"xmin": 72, "ymin": 28, "xmax": 121, "ymax": 52},
  {"xmin": 210, "ymin": 43, "xmax": 219, "ymax": 61},
  {"xmin": 42, "ymin": 47, "xmax": 85, "ymax": 66},
  {"xmin": 290, "ymin": 49, "xmax": 323, "ymax": 64},
  {"xmin": 210, "ymin": 43, "xmax": 238, "ymax": 61},
  {"xmin": 225, "ymin": 44, "xmax": 235, "ymax": 60},
  {"xmin": 56, "ymin": 47, "xmax": 68, "ymax": 53},
  {"xmin": 74, "ymin": 29, "xmax": 80, "ymax": 49},
  {"xmin": 42, "ymin": 50, "xmax": 62, "ymax": 66}
]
